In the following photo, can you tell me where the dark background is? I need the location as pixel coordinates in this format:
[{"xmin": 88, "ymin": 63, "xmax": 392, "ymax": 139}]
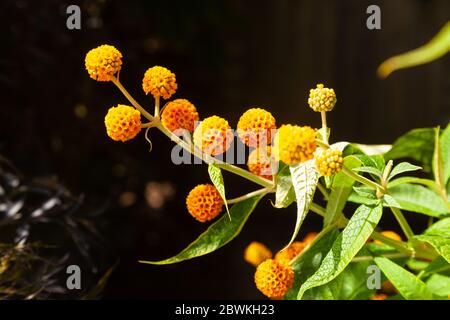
[{"xmin": 0, "ymin": 0, "xmax": 449, "ymax": 299}]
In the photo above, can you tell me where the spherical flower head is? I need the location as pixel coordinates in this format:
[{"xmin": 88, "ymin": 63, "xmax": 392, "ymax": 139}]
[
  {"xmin": 193, "ymin": 116, "xmax": 233, "ymax": 156},
  {"xmin": 254, "ymin": 259, "xmax": 294, "ymax": 299},
  {"xmin": 244, "ymin": 242, "xmax": 273, "ymax": 267},
  {"xmin": 237, "ymin": 108, "xmax": 276, "ymax": 148},
  {"xmin": 315, "ymin": 148, "xmax": 343, "ymax": 176},
  {"xmin": 142, "ymin": 66, "xmax": 177, "ymax": 99},
  {"xmin": 247, "ymin": 146, "xmax": 277, "ymax": 180},
  {"xmin": 274, "ymin": 242, "xmax": 305, "ymax": 266},
  {"xmin": 104, "ymin": 105, "xmax": 141, "ymax": 142},
  {"xmin": 308, "ymin": 84, "xmax": 337, "ymax": 112},
  {"xmin": 85, "ymin": 44, "xmax": 122, "ymax": 81},
  {"xmin": 374, "ymin": 230, "xmax": 402, "ymax": 244},
  {"xmin": 161, "ymin": 99, "xmax": 199, "ymax": 133},
  {"xmin": 186, "ymin": 184, "xmax": 223, "ymax": 222},
  {"xmin": 303, "ymin": 232, "xmax": 318, "ymax": 245},
  {"xmin": 272, "ymin": 125, "xmax": 317, "ymax": 165}
]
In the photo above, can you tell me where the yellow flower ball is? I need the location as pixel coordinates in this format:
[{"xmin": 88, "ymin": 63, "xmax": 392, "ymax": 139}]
[
  {"xmin": 161, "ymin": 99, "xmax": 199, "ymax": 133},
  {"xmin": 374, "ymin": 230, "xmax": 402, "ymax": 244},
  {"xmin": 272, "ymin": 125, "xmax": 317, "ymax": 165},
  {"xmin": 186, "ymin": 184, "xmax": 223, "ymax": 222},
  {"xmin": 274, "ymin": 242, "xmax": 305, "ymax": 266},
  {"xmin": 244, "ymin": 242, "xmax": 273, "ymax": 267},
  {"xmin": 85, "ymin": 44, "xmax": 122, "ymax": 81},
  {"xmin": 254, "ymin": 259, "xmax": 295, "ymax": 299},
  {"xmin": 315, "ymin": 148, "xmax": 343, "ymax": 176},
  {"xmin": 104, "ymin": 105, "xmax": 141, "ymax": 142},
  {"xmin": 193, "ymin": 116, "xmax": 233, "ymax": 156},
  {"xmin": 237, "ymin": 108, "xmax": 276, "ymax": 147},
  {"xmin": 308, "ymin": 84, "xmax": 337, "ymax": 112},
  {"xmin": 303, "ymin": 232, "xmax": 318, "ymax": 245},
  {"xmin": 247, "ymin": 146, "xmax": 276, "ymax": 180},
  {"xmin": 142, "ymin": 66, "xmax": 177, "ymax": 99}
]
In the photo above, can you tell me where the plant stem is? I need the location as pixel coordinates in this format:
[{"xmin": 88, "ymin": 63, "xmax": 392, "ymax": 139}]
[
  {"xmin": 226, "ymin": 188, "xmax": 271, "ymax": 204},
  {"xmin": 342, "ymin": 165, "xmax": 385, "ymax": 191},
  {"xmin": 155, "ymin": 122, "xmax": 273, "ymax": 188},
  {"xmin": 320, "ymin": 111, "xmax": 329, "ymax": 145},
  {"xmin": 317, "ymin": 182, "xmax": 330, "ymax": 200},
  {"xmin": 154, "ymin": 96, "xmax": 160, "ymax": 117},
  {"xmin": 111, "ymin": 78, "xmax": 273, "ymax": 188},
  {"xmin": 371, "ymin": 231, "xmax": 412, "ymax": 255},
  {"xmin": 351, "ymin": 252, "xmax": 409, "ymax": 263},
  {"xmin": 389, "ymin": 207, "xmax": 415, "ymax": 240},
  {"xmin": 111, "ymin": 77, "xmax": 154, "ymax": 121}
]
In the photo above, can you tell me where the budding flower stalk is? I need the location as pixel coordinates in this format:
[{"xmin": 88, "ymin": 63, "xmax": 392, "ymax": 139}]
[{"xmin": 244, "ymin": 242, "xmax": 273, "ymax": 267}]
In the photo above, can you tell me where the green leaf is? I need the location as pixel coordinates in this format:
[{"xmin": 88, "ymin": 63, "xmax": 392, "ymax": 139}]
[
  {"xmin": 274, "ymin": 164, "xmax": 295, "ymax": 208},
  {"xmin": 208, "ymin": 163, "xmax": 230, "ymax": 218},
  {"xmin": 374, "ymin": 257, "xmax": 436, "ymax": 300},
  {"xmin": 303, "ymin": 257, "xmax": 377, "ymax": 300},
  {"xmin": 377, "ymin": 21, "xmax": 450, "ymax": 78},
  {"xmin": 139, "ymin": 195, "xmax": 262, "ymax": 265},
  {"xmin": 353, "ymin": 186, "xmax": 377, "ymax": 199},
  {"xmin": 385, "ymin": 128, "xmax": 435, "ymax": 172},
  {"xmin": 285, "ymin": 227, "xmax": 339, "ymax": 300},
  {"xmin": 414, "ymin": 235, "xmax": 450, "ymax": 264},
  {"xmin": 287, "ymin": 160, "xmax": 319, "ymax": 247},
  {"xmin": 389, "ymin": 184, "xmax": 449, "ymax": 218},
  {"xmin": 388, "ymin": 162, "xmax": 422, "ymax": 181},
  {"xmin": 348, "ymin": 186, "xmax": 378, "ymax": 206},
  {"xmin": 351, "ymin": 143, "xmax": 392, "ymax": 156},
  {"xmin": 324, "ymin": 156, "xmax": 361, "ymax": 226},
  {"xmin": 354, "ymin": 154, "xmax": 386, "ymax": 172},
  {"xmin": 424, "ymin": 217, "xmax": 450, "ymax": 238},
  {"xmin": 421, "ymin": 256, "xmax": 450, "ymax": 278},
  {"xmin": 441, "ymin": 123, "xmax": 450, "ymax": 184},
  {"xmin": 297, "ymin": 203, "xmax": 383, "ymax": 299},
  {"xmin": 352, "ymin": 166, "xmax": 382, "ymax": 178},
  {"xmin": 387, "ymin": 176, "xmax": 438, "ymax": 190},
  {"xmin": 383, "ymin": 194, "xmax": 402, "ymax": 208},
  {"xmin": 426, "ymin": 274, "xmax": 450, "ymax": 297}
]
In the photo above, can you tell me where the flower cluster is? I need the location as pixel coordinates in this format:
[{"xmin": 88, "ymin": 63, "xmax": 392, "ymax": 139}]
[
  {"xmin": 193, "ymin": 116, "xmax": 234, "ymax": 156},
  {"xmin": 244, "ymin": 242, "xmax": 273, "ymax": 267},
  {"xmin": 237, "ymin": 108, "xmax": 276, "ymax": 148},
  {"xmin": 104, "ymin": 105, "xmax": 141, "ymax": 142},
  {"xmin": 273, "ymin": 125, "xmax": 317, "ymax": 165},
  {"xmin": 142, "ymin": 66, "xmax": 178, "ymax": 100},
  {"xmin": 308, "ymin": 83, "xmax": 337, "ymax": 112},
  {"xmin": 315, "ymin": 148, "xmax": 343, "ymax": 176},
  {"xmin": 85, "ymin": 45, "xmax": 122, "ymax": 81},
  {"xmin": 85, "ymin": 44, "xmax": 357, "ymax": 301},
  {"xmin": 161, "ymin": 99, "xmax": 199, "ymax": 133},
  {"xmin": 186, "ymin": 184, "xmax": 224, "ymax": 222},
  {"xmin": 247, "ymin": 146, "xmax": 276, "ymax": 180},
  {"xmin": 254, "ymin": 259, "xmax": 295, "ymax": 299}
]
